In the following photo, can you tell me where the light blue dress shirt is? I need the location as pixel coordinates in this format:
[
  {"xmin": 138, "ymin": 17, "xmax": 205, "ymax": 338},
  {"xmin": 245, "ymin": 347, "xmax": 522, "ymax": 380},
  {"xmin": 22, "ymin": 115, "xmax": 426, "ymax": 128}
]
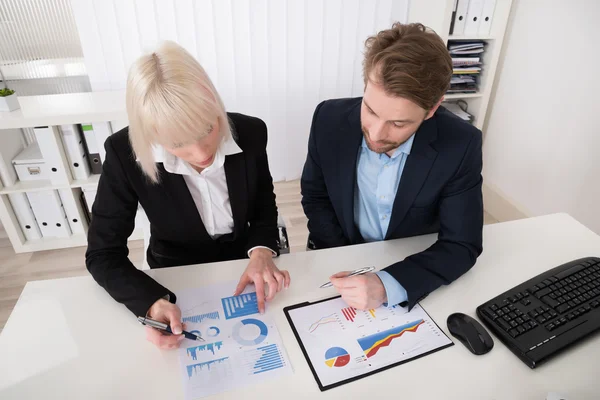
[{"xmin": 354, "ymin": 134, "xmax": 415, "ymax": 306}]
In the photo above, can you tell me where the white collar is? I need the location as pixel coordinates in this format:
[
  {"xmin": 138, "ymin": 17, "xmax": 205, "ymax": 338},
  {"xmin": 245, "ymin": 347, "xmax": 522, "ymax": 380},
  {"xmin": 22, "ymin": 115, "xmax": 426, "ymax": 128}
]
[{"xmin": 151, "ymin": 134, "xmax": 242, "ymax": 176}]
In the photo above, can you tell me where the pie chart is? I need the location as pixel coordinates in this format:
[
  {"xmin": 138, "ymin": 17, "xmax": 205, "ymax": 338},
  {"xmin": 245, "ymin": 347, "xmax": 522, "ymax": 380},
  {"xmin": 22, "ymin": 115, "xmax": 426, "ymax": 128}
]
[{"xmin": 324, "ymin": 347, "xmax": 350, "ymax": 367}]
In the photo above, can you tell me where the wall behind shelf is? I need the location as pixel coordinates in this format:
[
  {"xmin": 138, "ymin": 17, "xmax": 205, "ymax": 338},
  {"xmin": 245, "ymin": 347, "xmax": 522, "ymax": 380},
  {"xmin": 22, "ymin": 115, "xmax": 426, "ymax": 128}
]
[{"xmin": 483, "ymin": 0, "xmax": 600, "ymax": 233}]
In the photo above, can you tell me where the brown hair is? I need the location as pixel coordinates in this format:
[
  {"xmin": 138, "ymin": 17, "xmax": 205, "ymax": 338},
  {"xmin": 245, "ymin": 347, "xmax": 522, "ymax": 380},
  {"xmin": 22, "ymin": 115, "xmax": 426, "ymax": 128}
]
[{"xmin": 363, "ymin": 22, "xmax": 452, "ymax": 111}]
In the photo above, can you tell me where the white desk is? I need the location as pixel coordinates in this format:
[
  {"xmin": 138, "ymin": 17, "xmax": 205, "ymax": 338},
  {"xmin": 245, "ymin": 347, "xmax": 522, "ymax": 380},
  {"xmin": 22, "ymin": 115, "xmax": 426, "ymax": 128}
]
[{"xmin": 1, "ymin": 213, "xmax": 598, "ymax": 399}]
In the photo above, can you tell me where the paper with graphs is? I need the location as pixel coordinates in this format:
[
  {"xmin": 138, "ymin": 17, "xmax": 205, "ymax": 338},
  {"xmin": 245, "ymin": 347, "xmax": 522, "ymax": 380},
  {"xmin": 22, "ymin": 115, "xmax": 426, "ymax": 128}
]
[
  {"xmin": 176, "ymin": 282, "xmax": 292, "ymax": 399},
  {"xmin": 286, "ymin": 297, "xmax": 452, "ymax": 389}
]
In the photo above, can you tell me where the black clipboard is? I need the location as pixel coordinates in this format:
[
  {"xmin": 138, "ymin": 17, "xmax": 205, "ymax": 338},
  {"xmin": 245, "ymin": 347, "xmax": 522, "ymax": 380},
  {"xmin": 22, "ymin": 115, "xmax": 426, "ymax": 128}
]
[{"xmin": 283, "ymin": 295, "xmax": 454, "ymax": 392}]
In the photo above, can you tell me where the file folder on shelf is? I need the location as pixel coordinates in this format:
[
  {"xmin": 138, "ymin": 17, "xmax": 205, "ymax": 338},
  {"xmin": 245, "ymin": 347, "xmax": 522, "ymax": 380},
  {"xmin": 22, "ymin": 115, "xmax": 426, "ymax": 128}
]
[
  {"xmin": 58, "ymin": 188, "xmax": 86, "ymax": 235},
  {"xmin": 26, "ymin": 190, "xmax": 72, "ymax": 238},
  {"xmin": 81, "ymin": 124, "xmax": 102, "ymax": 174},
  {"xmin": 33, "ymin": 126, "xmax": 71, "ymax": 185},
  {"xmin": 60, "ymin": 124, "xmax": 91, "ymax": 181},
  {"xmin": 0, "ymin": 129, "xmax": 25, "ymax": 187},
  {"xmin": 464, "ymin": 0, "xmax": 485, "ymax": 35},
  {"xmin": 478, "ymin": 0, "xmax": 496, "ymax": 35},
  {"xmin": 8, "ymin": 192, "xmax": 42, "ymax": 241},
  {"xmin": 452, "ymin": 0, "xmax": 470, "ymax": 35},
  {"xmin": 92, "ymin": 122, "xmax": 112, "ymax": 165}
]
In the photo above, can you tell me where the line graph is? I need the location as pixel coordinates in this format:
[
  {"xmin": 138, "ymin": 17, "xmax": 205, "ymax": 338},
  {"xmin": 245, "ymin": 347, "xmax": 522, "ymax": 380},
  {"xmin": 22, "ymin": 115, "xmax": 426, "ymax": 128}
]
[
  {"xmin": 308, "ymin": 313, "xmax": 338, "ymax": 333},
  {"xmin": 358, "ymin": 319, "xmax": 425, "ymax": 358}
]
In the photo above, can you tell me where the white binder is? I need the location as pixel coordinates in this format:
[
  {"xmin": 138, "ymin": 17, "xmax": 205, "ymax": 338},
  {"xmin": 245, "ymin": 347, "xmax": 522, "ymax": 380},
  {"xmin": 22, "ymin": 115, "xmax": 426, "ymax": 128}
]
[
  {"xmin": 82, "ymin": 187, "xmax": 97, "ymax": 213},
  {"xmin": 453, "ymin": 0, "xmax": 470, "ymax": 35},
  {"xmin": 8, "ymin": 192, "xmax": 42, "ymax": 241},
  {"xmin": 26, "ymin": 190, "xmax": 72, "ymax": 238},
  {"xmin": 464, "ymin": 0, "xmax": 485, "ymax": 35},
  {"xmin": 478, "ymin": 0, "xmax": 496, "ymax": 35},
  {"xmin": 60, "ymin": 124, "xmax": 91, "ymax": 180},
  {"xmin": 58, "ymin": 188, "xmax": 86, "ymax": 235},
  {"xmin": 92, "ymin": 122, "xmax": 113, "ymax": 164},
  {"xmin": 0, "ymin": 129, "xmax": 25, "ymax": 187},
  {"xmin": 33, "ymin": 126, "xmax": 71, "ymax": 185}
]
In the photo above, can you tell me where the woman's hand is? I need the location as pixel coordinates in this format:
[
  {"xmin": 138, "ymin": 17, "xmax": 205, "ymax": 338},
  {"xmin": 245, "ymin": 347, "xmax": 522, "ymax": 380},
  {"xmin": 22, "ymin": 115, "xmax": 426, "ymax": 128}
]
[
  {"xmin": 233, "ymin": 248, "xmax": 291, "ymax": 313},
  {"xmin": 145, "ymin": 298, "xmax": 185, "ymax": 350}
]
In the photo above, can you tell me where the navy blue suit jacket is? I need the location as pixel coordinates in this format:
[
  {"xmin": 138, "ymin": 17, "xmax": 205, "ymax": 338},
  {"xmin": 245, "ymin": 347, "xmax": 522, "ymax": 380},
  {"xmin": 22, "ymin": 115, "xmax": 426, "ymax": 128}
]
[{"xmin": 301, "ymin": 97, "xmax": 484, "ymax": 309}]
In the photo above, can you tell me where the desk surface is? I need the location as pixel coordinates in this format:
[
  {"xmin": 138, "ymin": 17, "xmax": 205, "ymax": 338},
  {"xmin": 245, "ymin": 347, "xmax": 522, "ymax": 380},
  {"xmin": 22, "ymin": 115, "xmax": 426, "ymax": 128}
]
[{"xmin": 1, "ymin": 213, "xmax": 599, "ymax": 399}]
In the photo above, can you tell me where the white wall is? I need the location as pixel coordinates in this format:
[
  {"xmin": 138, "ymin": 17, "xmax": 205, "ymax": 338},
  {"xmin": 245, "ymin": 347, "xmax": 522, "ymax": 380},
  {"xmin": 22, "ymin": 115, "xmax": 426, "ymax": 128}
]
[
  {"xmin": 483, "ymin": 0, "xmax": 600, "ymax": 233},
  {"xmin": 69, "ymin": 0, "xmax": 409, "ymax": 181}
]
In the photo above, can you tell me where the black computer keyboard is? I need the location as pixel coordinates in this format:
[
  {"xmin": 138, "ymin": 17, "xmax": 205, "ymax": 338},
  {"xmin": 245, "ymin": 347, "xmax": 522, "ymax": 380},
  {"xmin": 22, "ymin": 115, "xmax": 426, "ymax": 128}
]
[{"xmin": 476, "ymin": 257, "xmax": 600, "ymax": 368}]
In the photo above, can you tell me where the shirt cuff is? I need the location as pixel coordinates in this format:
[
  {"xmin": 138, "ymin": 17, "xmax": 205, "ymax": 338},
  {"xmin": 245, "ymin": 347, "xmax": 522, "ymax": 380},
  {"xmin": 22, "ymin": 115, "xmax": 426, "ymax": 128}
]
[
  {"xmin": 247, "ymin": 246, "xmax": 277, "ymax": 258},
  {"xmin": 376, "ymin": 271, "xmax": 408, "ymax": 307}
]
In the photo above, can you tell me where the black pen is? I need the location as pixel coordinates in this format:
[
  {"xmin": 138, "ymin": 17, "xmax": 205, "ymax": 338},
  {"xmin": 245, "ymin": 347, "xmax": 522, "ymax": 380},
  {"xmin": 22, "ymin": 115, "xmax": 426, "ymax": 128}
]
[{"xmin": 137, "ymin": 316, "xmax": 205, "ymax": 341}]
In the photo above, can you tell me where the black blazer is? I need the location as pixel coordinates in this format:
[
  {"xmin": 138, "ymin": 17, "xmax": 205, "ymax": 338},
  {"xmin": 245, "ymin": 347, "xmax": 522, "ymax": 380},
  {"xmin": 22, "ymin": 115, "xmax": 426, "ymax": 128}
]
[
  {"xmin": 301, "ymin": 98, "xmax": 483, "ymax": 309},
  {"xmin": 86, "ymin": 113, "xmax": 279, "ymax": 317}
]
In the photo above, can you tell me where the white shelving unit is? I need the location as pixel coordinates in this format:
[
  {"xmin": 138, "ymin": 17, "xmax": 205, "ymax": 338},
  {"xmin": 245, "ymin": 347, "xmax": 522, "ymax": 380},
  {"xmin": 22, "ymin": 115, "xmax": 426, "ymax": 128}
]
[
  {"xmin": 0, "ymin": 0, "xmax": 513, "ymax": 254},
  {"xmin": 0, "ymin": 90, "xmax": 140, "ymax": 253},
  {"xmin": 409, "ymin": 0, "xmax": 514, "ymax": 129}
]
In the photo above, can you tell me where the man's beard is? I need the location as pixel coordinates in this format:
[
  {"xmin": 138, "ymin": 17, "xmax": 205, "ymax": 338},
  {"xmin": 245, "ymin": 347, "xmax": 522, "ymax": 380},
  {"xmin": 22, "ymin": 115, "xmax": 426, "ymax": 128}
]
[{"xmin": 361, "ymin": 125, "xmax": 403, "ymax": 154}]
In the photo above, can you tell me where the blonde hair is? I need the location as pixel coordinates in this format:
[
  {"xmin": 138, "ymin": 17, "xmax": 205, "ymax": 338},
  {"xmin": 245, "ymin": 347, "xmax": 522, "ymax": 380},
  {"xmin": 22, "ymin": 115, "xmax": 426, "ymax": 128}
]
[{"xmin": 126, "ymin": 41, "xmax": 231, "ymax": 183}]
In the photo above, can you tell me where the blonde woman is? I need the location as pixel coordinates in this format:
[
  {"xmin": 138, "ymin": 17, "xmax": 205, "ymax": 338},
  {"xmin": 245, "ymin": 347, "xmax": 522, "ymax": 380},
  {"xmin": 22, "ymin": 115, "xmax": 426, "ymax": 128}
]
[{"xmin": 86, "ymin": 41, "xmax": 290, "ymax": 350}]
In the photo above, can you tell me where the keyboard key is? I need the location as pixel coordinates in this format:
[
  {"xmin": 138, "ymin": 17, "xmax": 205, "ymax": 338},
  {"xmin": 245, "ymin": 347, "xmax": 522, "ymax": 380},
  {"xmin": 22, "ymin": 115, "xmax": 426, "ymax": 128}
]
[
  {"xmin": 515, "ymin": 292, "xmax": 523, "ymax": 300},
  {"xmin": 541, "ymin": 305, "xmax": 550, "ymax": 312},
  {"xmin": 556, "ymin": 304, "xmax": 570, "ymax": 313},
  {"xmin": 536, "ymin": 316, "xmax": 547, "ymax": 324},
  {"xmin": 530, "ymin": 320, "xmax": 538, "ymax": 328},
  {"xmin": 497, "ymin": 310, "xmax": 505, "ymax": 316},
  {"xmin": 509, "ymin": 328, "xmax": 519, "ymax": 338},
  {"xmin": 541, "ymin": 296, "xmax": 559, "ymax": 307},
  {"xmin": 560, "ymin": 288, "xmax": 568, "ymax": 295},
  {"xmin": 510, "ymin": 320, "xmax": 518, "ymax": 328},
  {"xmin": 490, "ymin": 304, "xmax": 499, "ymax": 311},
  {"xmin": 566, "ymin": 313, "xmax": 575, "ymax": 320},
  {"xmin": 538, "ymin": 282, "xmax": 547, "ymax": 289},
  {"xmin": 591, "ymin": 300, "xmax": 600, "ymax": 308},
  {"xmin": 545, "ymin": 323, "xmax": 555, "ymax": 331},
  {"xmin": 559, "ymin": 317, "xmax": 567, "ymax": 324},
  {"xmin": 516, "ymin": 317, "xmax": 524, "ymax": 324},
  {"xmin": 543, "ymin": 312, "xmax": 553, "ymax": 319},
  {"xmin": 508, "ymin": 304, "xmax": 517, "ymax": 311},
  {"xmin": 543, "ymin": 279, "xmax": 553, "ymax": 286},
  {"xmin": 577, "ymin": 295, "xmax": 586, "ymax": 303},
  {"xmin": 522, "ymin": 314, "xmax": 531, "ymax": 321},
  {"xmin": 517, "ymin": 326, "xmax": 525, "ymax": 334},
  {"xmin": 573, "ymin": 289, "xmax": 582, "ymax": 296},
  {"xmin": 508, "ymin": 312, "xmax": 517, "ymax": 319},
  {"xmin": 549, "ymin": 284, "xmax": 557, "ymax": 291},
  {"xmin": 578, "ymin": 307, "xmax": 586, "ymax": 314},
  {"xmin": 528, "ymin": 311, "xmax": 538, "ymax": 318},
  {"xmin": 497, "ymin": 319, "xmax": 511, "ymax": 331},
  {"xmin": 523, "ymin": 291, "xmax": 530, "ymax": 297},
  {"xmin": 549, "ymin": 310, "xmax": 557, "ymax": 317},
  {"xmin": 556, "ymin": 282, "xmax": 564, "ymax": 289},
  {"xmin": 522, "ymin": 322, "xmax": 531, "ymax": 331},
  {"xmin": 573, "ymin": 310, "xmax": 580, "ymax": 317},
  {"xmin": 509, "ymin": 296, "xmax": 518, "ymax": 303},
  {"xmin": 553, "ymin": 319, "xmax": 561, "ymax": 327},
  {"xmin": 502, "ymin": 306, "xmax": 510, "ymax": 313},
  {"xmin": 515, "ymin": 309, "xmax": 523, "ymax": 316},
  {"xmin": 535, "ymin": 287, "xmax": 552, "ymax": 298},
  {"xmin": 584, "ymin": 293, "xmax": 591, "ymax": 301},
  {"xmin": 573, "ymin": 298, "xmax": 581, "ymax": 305},
  {"xmin": 583, "ymin": 304, "xmax": 591, "ymax": 312},
  {"xmin": 521, "ymin": 298, "xmax": 531, "ymax": 306},
  {"xmin": 503, "ymin": 315, "xmax": 511, "ymax": 322},
  {"xmin": 556, "ymin": 263, "xmax": 587, "ymax": 279},
  {"xmin": 557, "ymin": 296, "xmax": 565, "ymax": 303}
]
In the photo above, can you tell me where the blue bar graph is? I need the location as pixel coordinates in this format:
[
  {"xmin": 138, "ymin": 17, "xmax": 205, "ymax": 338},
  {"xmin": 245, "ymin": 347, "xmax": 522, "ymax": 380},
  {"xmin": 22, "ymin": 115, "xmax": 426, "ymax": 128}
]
[
  {"xmin": 186, "ymin": 357, "xmax": 229, "ymax": 378},
  {"xmin": 182, "ymin": 311, "xmax": 220, "ymax": 324},
  {"xmin": 186, "ymin": 341, "xmax": 224, "ymax": 360},
  {"xmin": 221, "ymin": 292, "xmax": 259, "ymax": 320},
  {"xmin": 252, "ymin": 344, "xmax": 284, "ymax": 374}
]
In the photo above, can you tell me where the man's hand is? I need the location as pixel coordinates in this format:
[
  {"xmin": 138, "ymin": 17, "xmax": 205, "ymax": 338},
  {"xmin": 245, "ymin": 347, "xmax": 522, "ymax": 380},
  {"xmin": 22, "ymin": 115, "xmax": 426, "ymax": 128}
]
[
  {"xmin": 234, "ymin": 248, "xmax": 290, "ymax": 313},
  {"xmin": 145, "ymin": 298, "xmax": 184, "ymax": 350},
  {"xmin": 330, "ymin": 271, "xmax": 387, "ymax": 310}
]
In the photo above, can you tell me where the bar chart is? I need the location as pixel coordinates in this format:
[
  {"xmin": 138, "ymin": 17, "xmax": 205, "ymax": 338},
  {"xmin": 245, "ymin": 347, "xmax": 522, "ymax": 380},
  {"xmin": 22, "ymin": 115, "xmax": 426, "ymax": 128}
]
[{"xmin": 221, "ymin": 292, "xmax": 259, "ymax": 320}]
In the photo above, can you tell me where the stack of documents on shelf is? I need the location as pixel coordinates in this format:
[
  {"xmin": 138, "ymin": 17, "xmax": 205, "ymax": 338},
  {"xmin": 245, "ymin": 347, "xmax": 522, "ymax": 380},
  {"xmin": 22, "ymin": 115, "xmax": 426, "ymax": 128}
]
[
  {"xmin": 447, "ymin": 41, "xmax": 485, "ymax": 94},
  {"xmin": 443, "ymin": 102, "xmax": 473, "ymax": 123},
  {"xmin": 449, "ymin": 41, "xmax": 485, "ymax": 55}
]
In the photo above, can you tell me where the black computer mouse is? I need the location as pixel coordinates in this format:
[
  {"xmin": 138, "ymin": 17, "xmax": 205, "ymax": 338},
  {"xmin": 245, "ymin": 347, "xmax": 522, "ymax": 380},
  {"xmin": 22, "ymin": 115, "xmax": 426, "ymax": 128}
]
[{"xmin": 447, "ymin": 312, "xmax": 494, "ymax": 355}]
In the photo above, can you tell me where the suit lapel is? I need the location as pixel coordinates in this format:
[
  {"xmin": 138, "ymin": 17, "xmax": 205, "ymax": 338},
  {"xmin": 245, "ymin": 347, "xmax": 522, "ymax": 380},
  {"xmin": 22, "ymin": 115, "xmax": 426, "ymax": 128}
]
[
  {"xmin": 385, "ymin": 117, "xmax": 438, "ymax": 239},
  {"xmin": 340, "ymin": 103, "xmax": 364, "ymax": 243},
  {"xmin": 157, "ymin": 164, "xmax": 211, "ymax": 239},
  {"xmin": 224, "ymin": 152, "xmax": 248, "ymax": 238}
]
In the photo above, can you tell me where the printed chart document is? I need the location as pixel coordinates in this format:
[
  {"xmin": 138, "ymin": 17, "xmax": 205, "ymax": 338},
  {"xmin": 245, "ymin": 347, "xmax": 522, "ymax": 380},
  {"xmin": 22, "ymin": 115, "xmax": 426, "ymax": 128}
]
[
  {"xmin": 284, "ymin": 297, "xmax": 453, "ymax": 391},
  {"xmin": 176, "ymin": 283, "xmax": 292, "ymax": 399}
]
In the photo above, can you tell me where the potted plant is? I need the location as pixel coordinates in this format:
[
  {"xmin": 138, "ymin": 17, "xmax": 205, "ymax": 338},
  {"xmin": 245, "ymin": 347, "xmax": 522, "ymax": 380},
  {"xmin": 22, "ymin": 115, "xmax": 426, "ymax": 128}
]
[
  {"xmin": 0, "ymin": 67, "xmax": 20, "ymax": 112},
  {"xmin": 0, "ymin": 88, "xmax": 19, "ymax": 112}
]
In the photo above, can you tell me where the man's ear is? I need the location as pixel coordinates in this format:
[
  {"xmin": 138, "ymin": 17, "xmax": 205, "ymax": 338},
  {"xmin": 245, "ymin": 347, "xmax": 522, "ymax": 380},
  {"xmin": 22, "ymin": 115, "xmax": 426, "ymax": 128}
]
[{"xmin": 424, "ymin": 97, "xmax": 445, "ymax": 120}]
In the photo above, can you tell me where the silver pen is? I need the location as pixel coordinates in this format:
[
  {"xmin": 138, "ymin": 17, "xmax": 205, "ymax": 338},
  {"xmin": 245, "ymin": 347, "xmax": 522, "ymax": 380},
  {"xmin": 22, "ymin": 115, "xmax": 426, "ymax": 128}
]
[
  {"xmin": 319, "ymin": 266, "xmax": 376, "ymax": 288},
  {"xmin": 137, "ymin": 316, "xmax": 205, "ymax": 341}
]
